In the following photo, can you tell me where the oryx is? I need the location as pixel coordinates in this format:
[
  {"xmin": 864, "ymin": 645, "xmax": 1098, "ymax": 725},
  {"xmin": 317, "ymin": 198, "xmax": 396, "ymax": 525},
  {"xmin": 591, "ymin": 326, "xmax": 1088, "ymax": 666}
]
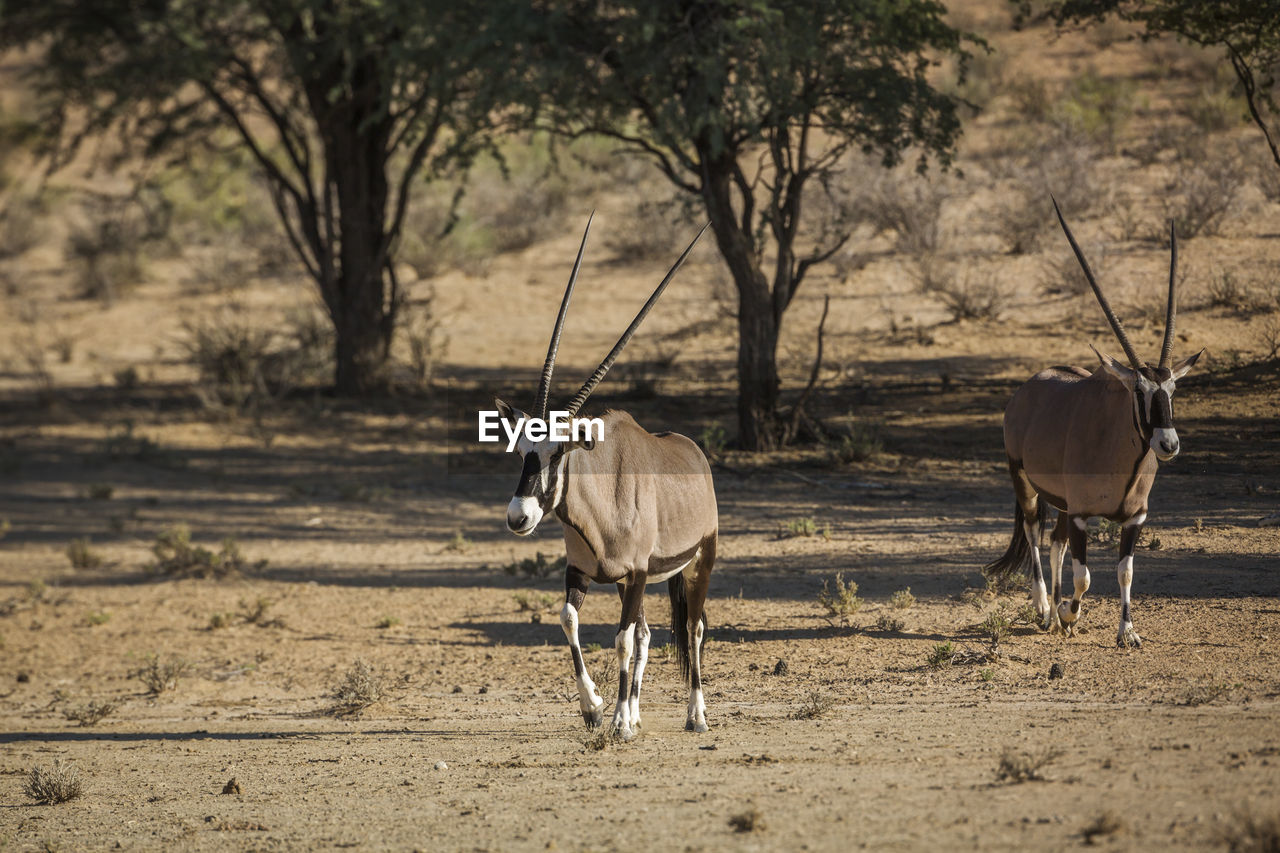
[
  {"xmin": 495, "ymin": 216, "xmax": 717, "ymax": 738},
  {"xmin": 985, "ymin": 199, "xmax": 1203, "ymax": 648}
]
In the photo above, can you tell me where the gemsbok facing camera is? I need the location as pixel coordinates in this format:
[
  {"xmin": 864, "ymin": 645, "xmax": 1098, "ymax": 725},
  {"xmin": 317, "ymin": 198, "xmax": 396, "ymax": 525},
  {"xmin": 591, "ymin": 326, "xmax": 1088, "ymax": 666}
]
[{"xmin": 495, "ymin": 215, "xmax": 718, "ymax": 739}]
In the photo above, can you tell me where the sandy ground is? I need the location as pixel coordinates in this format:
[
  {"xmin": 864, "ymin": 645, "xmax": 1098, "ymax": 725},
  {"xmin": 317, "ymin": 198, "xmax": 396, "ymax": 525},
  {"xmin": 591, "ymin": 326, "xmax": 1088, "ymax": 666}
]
[{"xmin": 3, "ymin": 4, "xmax": 1280, "ymax": 851}]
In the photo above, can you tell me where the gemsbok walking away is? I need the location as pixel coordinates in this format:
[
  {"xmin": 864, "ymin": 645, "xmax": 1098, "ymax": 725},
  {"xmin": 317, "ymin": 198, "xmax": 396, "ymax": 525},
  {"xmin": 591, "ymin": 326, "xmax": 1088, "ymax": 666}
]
[
  {"xmin": 495, "ymin": 216, "xmax": 717, "ymax": 738},
  {"xmin": 986, "ymin": 199, "xmax": 1203, "ymax": 648}
]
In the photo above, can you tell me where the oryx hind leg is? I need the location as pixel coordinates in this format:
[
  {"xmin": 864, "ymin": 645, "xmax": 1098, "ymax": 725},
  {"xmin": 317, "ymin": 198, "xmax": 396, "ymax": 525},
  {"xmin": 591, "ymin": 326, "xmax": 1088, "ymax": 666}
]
[
  {"xmin": 1047, "ymin": 511, "xmax": 1070, "ymax": 633},
  {"xmin": 1058, "ymin": 514, "xmax": 1091, "ymax": 636},
  {"xmin": 683, "ymin": 535, "xmax": 715, "ymax": 734},
  {"xmin": 611, "ymin": 573, "xmax": 647, "ymax": 741},
  {"xmin": 562, "ymin": 566, "xmax": 605, "ymax": 728},
  {"xmin": 1116, "ymin": 512, "xmax": 1146, "ymax": 649}
]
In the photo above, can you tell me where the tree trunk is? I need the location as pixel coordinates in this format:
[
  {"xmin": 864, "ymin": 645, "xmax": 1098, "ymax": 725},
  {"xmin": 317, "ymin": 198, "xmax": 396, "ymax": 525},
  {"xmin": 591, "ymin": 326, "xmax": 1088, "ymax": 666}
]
[
  {"xmin": 701, "ymin": 158, "xmax": 781, "ymax": 451},
  {"xmin": 311, "ymin": 57, "xmax": 396, "ymax": 396}
]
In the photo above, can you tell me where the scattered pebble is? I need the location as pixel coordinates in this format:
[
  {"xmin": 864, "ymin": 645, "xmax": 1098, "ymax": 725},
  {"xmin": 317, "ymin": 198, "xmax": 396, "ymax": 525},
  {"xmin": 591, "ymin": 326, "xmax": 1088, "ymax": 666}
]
[
  {"xmin": 221, "ymin": 778, "xmax": 240, "ymax": 795},
  {"xmin": 434, "ymin": 760, "xmax": 448, "ymax": 771},
  {"xmin": 772, "ymin": 660, "xmax": 789, "ymax": 676},
  {"xmin": 1049, "ymin": 663, "xmax": 1064, "ymax": 680}
]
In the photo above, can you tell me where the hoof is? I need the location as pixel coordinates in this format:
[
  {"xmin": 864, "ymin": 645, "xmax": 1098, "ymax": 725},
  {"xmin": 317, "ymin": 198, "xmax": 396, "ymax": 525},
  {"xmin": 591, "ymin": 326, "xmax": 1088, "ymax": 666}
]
[
  {"xmin": 1057, "ymin": 600, "xmax": 1079, "ymax": 627},
  {"xmin": 1117, "ymin": 627, "xmax": 1142, "ymax": 649},
  {"xmin": 685, "ymin": 719, "xmax": 709, "ymax": 733},
  {"xmin": 611, "ymin": 722, "xmax": 636, "ymax": 741},
  {"xmin": 582, "ymin": 707, "xmax": 603, "ymax": 729}
]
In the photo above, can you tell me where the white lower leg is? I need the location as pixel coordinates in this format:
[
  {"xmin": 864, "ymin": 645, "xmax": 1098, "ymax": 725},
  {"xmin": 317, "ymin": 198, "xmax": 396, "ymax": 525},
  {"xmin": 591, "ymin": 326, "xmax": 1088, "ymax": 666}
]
[
  {"xmin": 686, "ymin": 618, "xmax": 707, "ymax": 732},
  {"xmin": 1117, "ymin": 554, "xmax": 1139, "ymax": 646},
  {"xmin": 561, "ymin": 603, "xmax": 603, "ymax": 718},
  {"xmin": 628, "ymin": 624, "xmax": 649, "ymax": 727},
  {"xmin": 1047, "ymin": 539, "xmax": 1068, "ymax": 631},
  {"xmin": 1026, "ymin": 521, "xmax": 1049, "ymax": 619},
  {"xmin": 1058, "ymin": 556, "xmax": 1091, "ymax": 633},
  {"xmin": 612, "ymin": 623, "xmax": 636, "ymax": 737}
]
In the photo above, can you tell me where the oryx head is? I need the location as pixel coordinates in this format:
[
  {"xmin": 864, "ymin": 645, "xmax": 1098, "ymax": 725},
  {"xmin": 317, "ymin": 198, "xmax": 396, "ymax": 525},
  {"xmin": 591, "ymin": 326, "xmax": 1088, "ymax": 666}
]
[
  {"xmin": 1054, "ymin": 198, "xmax": 1204, "ymax": 462},
  {"xmin": 498, "ymin": 214, "xmax": 709, "ymax": 535}
]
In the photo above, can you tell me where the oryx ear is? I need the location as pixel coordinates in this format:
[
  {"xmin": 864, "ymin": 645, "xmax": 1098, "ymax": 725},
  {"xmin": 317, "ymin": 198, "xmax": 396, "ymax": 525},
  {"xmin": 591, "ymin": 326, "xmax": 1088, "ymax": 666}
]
[
  {"xmin": 1171, "ymin": 348, "xmax": 1204, "ymax": 380},
  {"xmin": 1091, "ymin": 344, "xmax": 1135, "ymax": 387},
  {"xmin": 494, "ymin": 398, "xmax": 524, "ymax": 424}
]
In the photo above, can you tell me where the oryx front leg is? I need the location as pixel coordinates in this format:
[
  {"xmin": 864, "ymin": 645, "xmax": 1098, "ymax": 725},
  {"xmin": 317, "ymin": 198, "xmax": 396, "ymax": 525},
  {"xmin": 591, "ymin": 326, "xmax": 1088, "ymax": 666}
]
[
  {"xmin": 1058, "ymin": 514, "xmax": 1091, "ymax": 636},
  {"xmin": 1116, "ymin": 513, "xmax": 1146, "ymax": 648},
  {"xmin": 562, "ymin": 567, "xmax": 604, "ymax": 728},
  {"xmin": 611, "ymin": 575, "xmax": 647, "ymax": 741}
]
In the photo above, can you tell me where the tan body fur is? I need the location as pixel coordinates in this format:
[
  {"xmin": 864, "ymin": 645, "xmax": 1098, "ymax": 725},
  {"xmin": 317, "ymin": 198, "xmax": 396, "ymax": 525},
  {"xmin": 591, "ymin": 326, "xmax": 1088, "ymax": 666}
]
[
  {"xmin": 1004, "ymin": 365, "xmax": 1156, "ymax": 522},
  {"xmin": 558, "ymin": 411, "xmax": 717, "ymax": 584}
]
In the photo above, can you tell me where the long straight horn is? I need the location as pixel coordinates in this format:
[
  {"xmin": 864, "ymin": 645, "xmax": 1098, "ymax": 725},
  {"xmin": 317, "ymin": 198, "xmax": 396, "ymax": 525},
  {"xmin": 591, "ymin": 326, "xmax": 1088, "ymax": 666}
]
[
  {"xmin": 563, "ymin": 222, "xmax": 710, "ymax": 418},
  {"xmin": 534, "ymin": 212, "xmax": 593, "ymax": 419},
  {"xmin": 1051, "ymin": 196, "xmax": 1143, "ymax": 370},
  {"xmin": 1159, "ymin": 221, "xmax": 1177, "ymax": 369}
]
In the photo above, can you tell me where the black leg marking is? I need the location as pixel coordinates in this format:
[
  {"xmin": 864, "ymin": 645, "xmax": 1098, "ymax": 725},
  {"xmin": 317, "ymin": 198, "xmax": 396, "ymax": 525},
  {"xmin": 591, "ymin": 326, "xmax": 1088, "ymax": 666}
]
[{"xmin": 1118, "ymin": 523, "xmax": 1140, "ymax": 626}]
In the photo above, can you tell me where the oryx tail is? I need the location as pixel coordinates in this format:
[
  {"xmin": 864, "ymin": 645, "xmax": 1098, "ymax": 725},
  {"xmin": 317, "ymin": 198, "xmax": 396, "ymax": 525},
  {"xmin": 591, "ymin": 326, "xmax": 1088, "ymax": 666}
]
[{"xmin": 984, "ymin": 499, "xmax": 1048, "ymax": 582}]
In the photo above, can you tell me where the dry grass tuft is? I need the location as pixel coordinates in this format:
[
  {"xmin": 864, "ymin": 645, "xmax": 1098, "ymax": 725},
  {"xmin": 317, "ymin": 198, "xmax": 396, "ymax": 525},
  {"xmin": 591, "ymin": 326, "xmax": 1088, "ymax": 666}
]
[
  {"xmin": 63, "ymin": 699, "xmax": 118, "ymax": 727},
  {"xmin": 790, "ymin": 689, "xmax": 835, "ymax": 720},
  {"xmin": 1082, "ymin": 811, "xmax": 1126, "ymax": 845},
  {"xmin": 24, "ymin": 759, "xmax": 84, "ymax": 804},
  {"xmin": 332, "ymin": 660, "xmax": 385, "ymax": 712},
  {"xmin": 134, "ymin": 655, "xmax": 189, "ymax": 695},
  {"xmin": 729, "ymin": 806, "xmax": 766, "ymax": 833},
  {"xmin": 150, "ymin": 524, "xmax": 262, "ymax": 579},
  {"xmin": 1221, "ymin": 812, "xmax": 1280, "ymax": 853},
  {"xmin": 996, "ymin": 746, "xmax": 1063, "ymax": 783}
]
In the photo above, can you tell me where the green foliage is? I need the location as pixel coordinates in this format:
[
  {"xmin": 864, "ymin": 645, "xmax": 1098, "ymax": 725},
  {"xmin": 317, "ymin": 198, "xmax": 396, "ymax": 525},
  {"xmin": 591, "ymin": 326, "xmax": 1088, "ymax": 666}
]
[
  {"xmin": 818, "ymin": 572, "xmax": 862, "ymax": 619},
  {"xmin": 4, "ymin": 0, "xmax": 521, "ymax": 393},
  {"xmin": 890, "ymin": 588, "xmax": 916, "ymax": 610},
  {"xmin": 1047, "ymin": 68, "xmax": 1138, "ymax": 148},
  {"xmin": 67, "ymin": 538, "xmax": 104, "ymax": 570},
  {"xmin": 533, "ymin": 0, "xmax": 977, "ymax": 449},
  {"xmin": 927, "ymin": 641, "xmax": 955, "ymax": 669},
  {"xmin": 134, "ymin": 654, "xmax": 189, "ymax": 695}
]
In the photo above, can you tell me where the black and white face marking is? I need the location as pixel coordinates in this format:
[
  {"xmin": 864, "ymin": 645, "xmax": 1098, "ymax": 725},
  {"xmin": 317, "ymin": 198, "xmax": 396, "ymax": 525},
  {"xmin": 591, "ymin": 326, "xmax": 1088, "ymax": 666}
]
[
  {"xmin": 1133, "ymin": 369, "xmax": 1180, "ymax": 461},
  {"xmin": 1097, "ymin": 349, "xmax": 1203, "ymax": 463},
  {"xmin": 506, "ymin": 435, "xmax": 570, "ymax": 535}
]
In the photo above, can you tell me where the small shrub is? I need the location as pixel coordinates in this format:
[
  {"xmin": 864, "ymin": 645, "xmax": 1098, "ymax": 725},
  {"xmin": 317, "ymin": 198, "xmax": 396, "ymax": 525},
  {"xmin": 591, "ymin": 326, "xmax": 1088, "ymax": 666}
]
[
  {"xmin": 375, "ymin": 616, "xmax": 401, "ymax": 629},
  {"xmin": 1206, "ymin": 270, "xmax": 1250, "ymax": 309},
  {"xmin": 238, "ymin": 596, "xmax": 280, "ymax": 627},
  {"xmin": 699, "ymin": 424, "xmax": 728, "ymax": 457},
  {"xmin": 333, "ymin": 660, "xmax": 384, "ymax": 712},
  {"xmin": 1221, "ymin": 812, "xmax": 1280, "ymax": 853},
  {"xmin": 85, "ymin": 610, "xmax": 110, "ymax": 627},
  {"xmin": 912, "ymin": 256, "xmax": 1005, "ymax": 321},
  {"xmin": 24, "ymin": 759, "xmax": 84, "ymax": 804},
  {"xmin": 874, "ymin": 613, "xmax": 905, "ymax": 632},
  {"xmin": 209, "ymin": 612, "xmax": 232, "ymax": 630},
  {"xmin": 63, "ymin": 699, "xmax": 117, "ymax": 726},
  {"xmin": 501, "ymin": 551, "xmax": 566, "ymax": 580},
  {"xmin": 512, "ymin": 592, "xmax": 556, "ymax": 613},
  {"xmin": 982, "ymin": 608, "xmax": 1013, "ymax": 652},
  {"xmin": 135, "ymin": 655, "xmax": 189, "ymax": 695},
  {"xmin": 818, "ymin": 572, "xmax": 861, "ymax": 619},
  {"xmin": 927, "ymin": 641, "xmax": 955, "ymax": 670},
  {"xmin": 777, "ymin": 517, "xmax": 827, "ymax": 539},
  {"xmin": 151, "ymin": 525, "xmax": 260, "ymax": 579},
  {"xmin": 979, "ymin": 668, "xmax": 995, "ymax": 683},
  {"xmin": 728, "ymin": 807, "xmax": 766, "ymax": 833},
  {"xmin": 1162, "ymin": 154, "xmax": 1244, "ymax": 238},
  {"xmin": 67, "ymin": 538, "xmax": 104, "ymax": 570},
  {"xmin": 1048, "ymin": 69, "xmax": 1137, "ymax": 150},
  {"xmin": 790, "ymin": 689, "xmax": 834, "ymax": 720},
  {"xmin": 996, "ymin": 746, "xmax": 1063, "ymax": 783},
  {"xmin": 828, "ymin": 421, "xmax": 883, "ymax": 464},
  {"xmin": 890, "ymin": 588, "xmax": 915, "ymax": 610},
  {"xmin": 445, "ymin": 530, "xmax": 471, "ymax": 553},
  {"xmin": 1082, "ymin": 812, "xmax": 1126, "ymax": 845},
  {"xmin": 84, "ymin": 483, "xmax": 114, "ymax": 500}
]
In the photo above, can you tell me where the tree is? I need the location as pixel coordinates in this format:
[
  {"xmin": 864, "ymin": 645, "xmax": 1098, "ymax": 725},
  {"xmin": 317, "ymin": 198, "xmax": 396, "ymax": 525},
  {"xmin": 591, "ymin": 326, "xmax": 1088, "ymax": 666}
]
[
  {"xmin": 1030, "ymin": 1, "xmax": 1280, "ymax": 171},
  {"xmin": 532, "ymin": 0, "xmax": 973, "ymax": 450},
  {"xmin": 2, "ymin": 0, "xmax": 507, "ymax": 393}
]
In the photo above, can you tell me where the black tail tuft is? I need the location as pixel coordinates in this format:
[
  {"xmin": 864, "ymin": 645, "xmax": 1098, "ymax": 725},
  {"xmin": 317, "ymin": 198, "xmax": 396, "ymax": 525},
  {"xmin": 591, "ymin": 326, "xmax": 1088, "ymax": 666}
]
[
  {"xmin": 983, "ymin": 501, "xmax": 1046, "ymax": 582},
  {"xmin": 668, "ymin": 575, "xmax": 691, "ymax": 682}
]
